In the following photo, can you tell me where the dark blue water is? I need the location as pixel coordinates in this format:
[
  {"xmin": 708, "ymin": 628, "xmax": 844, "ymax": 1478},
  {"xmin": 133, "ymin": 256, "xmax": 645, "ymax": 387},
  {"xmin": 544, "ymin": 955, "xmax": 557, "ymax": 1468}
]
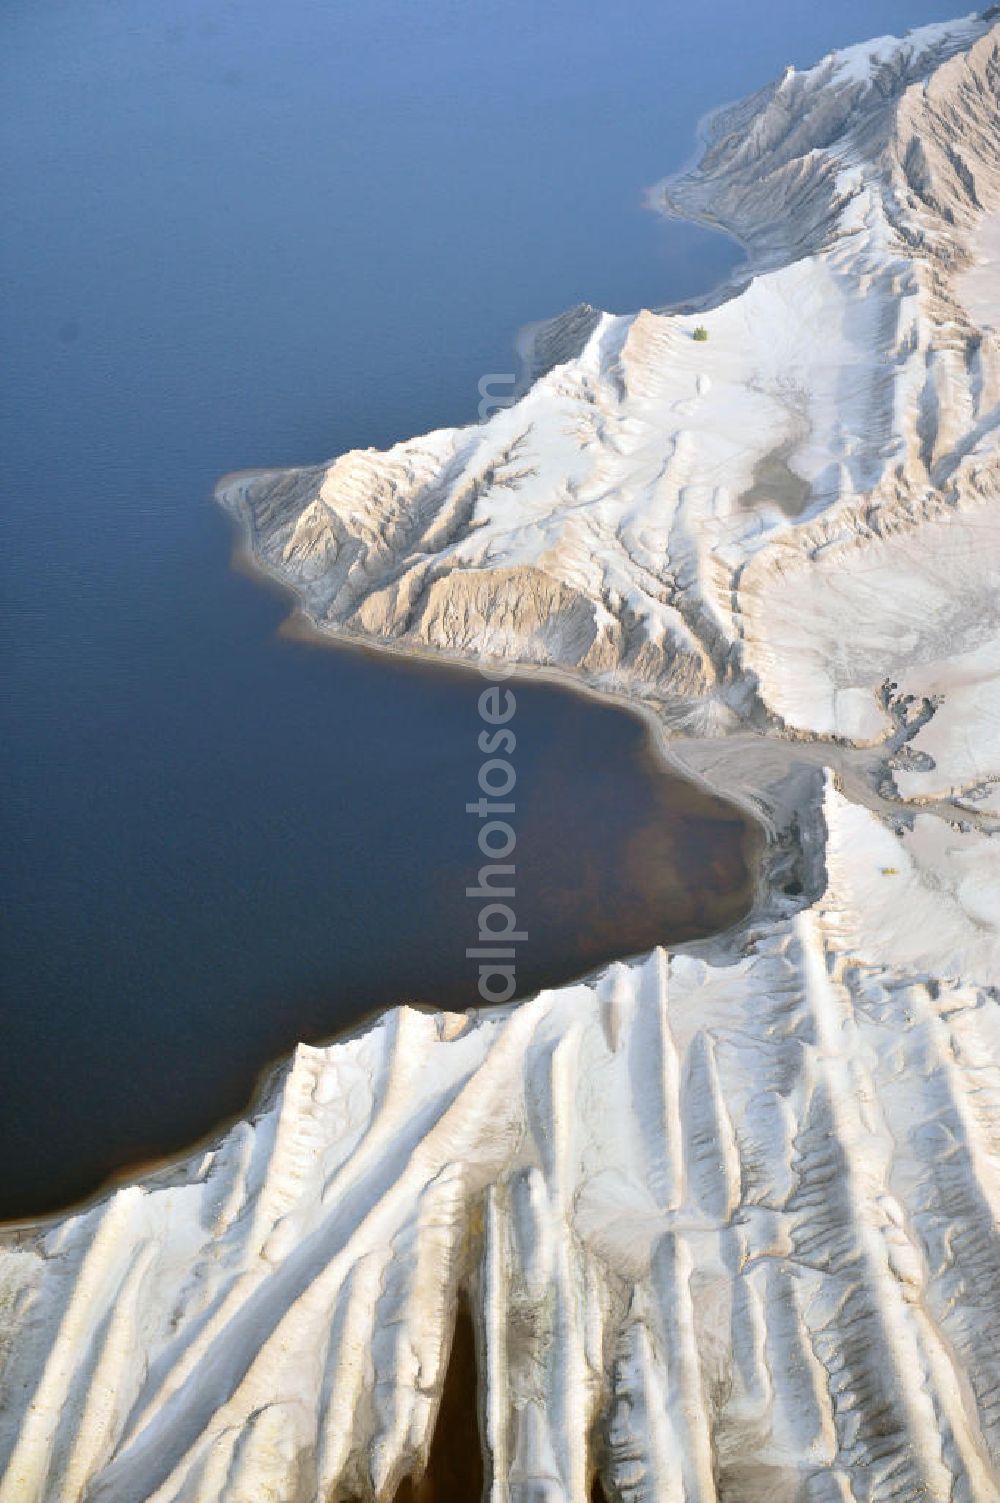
[{"xmin": 1, "ymin": 0, "xmax": 960, "ymax": 1217}]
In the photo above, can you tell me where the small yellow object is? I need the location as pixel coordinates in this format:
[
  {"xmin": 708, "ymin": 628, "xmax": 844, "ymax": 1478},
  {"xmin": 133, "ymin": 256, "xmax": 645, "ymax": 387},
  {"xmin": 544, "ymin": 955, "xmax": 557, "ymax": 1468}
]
[
  {"xmin": 692, "ymin": 325, "xmax": 709, "ymax": 341},
  {"xmin": 881, "ymin": 867, "xmax": 899, "ymax": 876}
]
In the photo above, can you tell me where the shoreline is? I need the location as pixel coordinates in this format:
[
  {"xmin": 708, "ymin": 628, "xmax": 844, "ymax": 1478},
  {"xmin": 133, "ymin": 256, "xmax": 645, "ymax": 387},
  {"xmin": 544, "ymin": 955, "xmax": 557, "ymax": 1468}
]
[
  {"xmin": 0, "ymin": 485, "xmax": 768, "ymax": 1239},
  {"xmin": 0, "ymin": 867, "xmax": 762, "ymax": 1239},
  {"xmin": 214, "ymin": 464, "xmax": 779, "ymax": 832}
]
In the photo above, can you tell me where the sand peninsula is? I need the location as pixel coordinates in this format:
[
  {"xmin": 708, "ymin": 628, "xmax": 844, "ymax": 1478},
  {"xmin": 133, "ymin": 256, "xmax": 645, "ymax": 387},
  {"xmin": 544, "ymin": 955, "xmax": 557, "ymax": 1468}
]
[{"xmin": 2, "ymin": 15, "xmax": 999, "ymax": 1503}]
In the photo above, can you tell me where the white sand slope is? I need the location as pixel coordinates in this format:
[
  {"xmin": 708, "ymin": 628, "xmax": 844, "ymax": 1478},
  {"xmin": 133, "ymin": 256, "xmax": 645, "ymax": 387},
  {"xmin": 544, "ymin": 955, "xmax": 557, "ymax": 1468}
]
[{"xmin": 2, "ymin": 15, "xmax": 999, "ymax": 1503}]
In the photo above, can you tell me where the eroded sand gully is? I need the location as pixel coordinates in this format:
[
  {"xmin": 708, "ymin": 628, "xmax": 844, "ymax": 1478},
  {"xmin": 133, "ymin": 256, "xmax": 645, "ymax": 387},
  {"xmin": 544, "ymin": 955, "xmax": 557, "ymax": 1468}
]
[{"xmin": 2, "ymin": 15, "xmax": 1000, "ymax": 1503}]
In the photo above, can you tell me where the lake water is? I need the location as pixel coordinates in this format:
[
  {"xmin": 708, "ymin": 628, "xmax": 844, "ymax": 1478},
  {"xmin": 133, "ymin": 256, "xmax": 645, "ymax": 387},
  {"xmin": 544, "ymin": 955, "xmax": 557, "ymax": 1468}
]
[{"xmin": 0, "ymin": 0, "xmax": 958, "ymax": 1218}]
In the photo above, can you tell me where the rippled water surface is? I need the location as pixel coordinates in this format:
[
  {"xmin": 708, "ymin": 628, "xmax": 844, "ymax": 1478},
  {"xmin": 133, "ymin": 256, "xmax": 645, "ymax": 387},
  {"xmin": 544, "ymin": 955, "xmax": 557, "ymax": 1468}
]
[{"xmin": 0, "ymin": 0, "xmax": 957, "ymax": 1216}]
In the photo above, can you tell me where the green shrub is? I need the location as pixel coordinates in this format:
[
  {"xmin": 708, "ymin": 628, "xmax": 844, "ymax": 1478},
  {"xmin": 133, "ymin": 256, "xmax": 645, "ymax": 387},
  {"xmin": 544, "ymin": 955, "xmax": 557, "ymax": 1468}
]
[{"xmin": 692, "ymin": 325, "xmax": 709, "ymax": 342}]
